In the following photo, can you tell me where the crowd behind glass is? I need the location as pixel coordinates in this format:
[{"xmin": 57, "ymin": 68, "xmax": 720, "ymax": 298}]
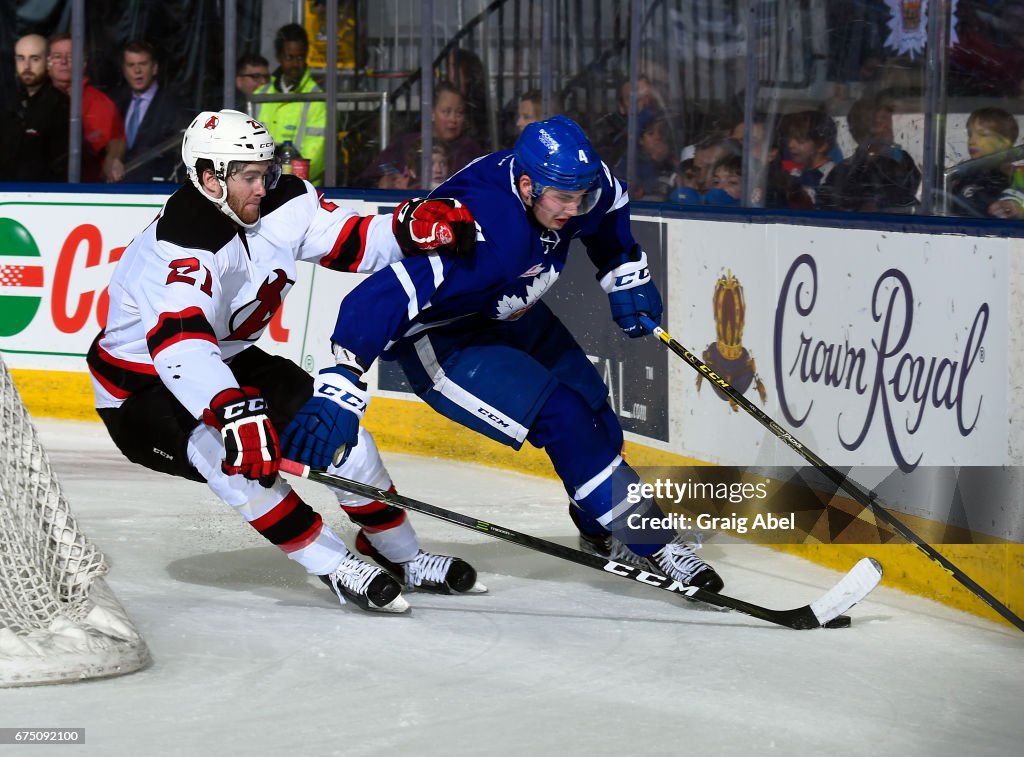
[{"xmin": 2, "ymin": 0, "xmax": 1023, "ymax": 221}]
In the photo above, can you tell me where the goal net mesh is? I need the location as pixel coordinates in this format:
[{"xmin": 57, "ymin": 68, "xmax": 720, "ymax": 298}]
[{"xmin": 0, "ymin": 356, "xmax": 150, "ymax": 686}]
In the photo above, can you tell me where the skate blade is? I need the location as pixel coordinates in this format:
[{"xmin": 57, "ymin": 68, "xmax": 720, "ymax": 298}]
[{"xmin": 462, "ymin": 580, "xmax": 488, "ymax": 594}]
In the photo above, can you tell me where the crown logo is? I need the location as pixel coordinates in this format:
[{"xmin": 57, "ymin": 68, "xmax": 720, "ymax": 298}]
[{"xmin": 697, "ymin": 270, "xmax": 766, "ymax": 410}]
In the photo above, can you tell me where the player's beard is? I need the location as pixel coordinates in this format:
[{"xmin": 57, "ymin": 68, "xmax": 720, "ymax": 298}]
[{"xmin": 227, "ymin": 193, "xmax": 261, "ymax": 225}]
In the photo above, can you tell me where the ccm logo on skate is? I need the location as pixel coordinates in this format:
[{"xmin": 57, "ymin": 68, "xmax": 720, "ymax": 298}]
[
  {"xmin": 477, "ymin": 407, "xmax": 510, "ymax": 428},
  {"xmin": 603, "ymin": 561, "xmax": 700, "ymax": 595}
]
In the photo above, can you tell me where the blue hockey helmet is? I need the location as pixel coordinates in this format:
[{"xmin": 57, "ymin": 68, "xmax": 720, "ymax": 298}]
[{"xmin": 514, "ymin": 115, "xmax": 602, "ymax": 214}]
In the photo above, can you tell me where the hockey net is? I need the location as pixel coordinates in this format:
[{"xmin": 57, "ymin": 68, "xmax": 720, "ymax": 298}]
[{"xmin": 0, "ymin": 356, "xmax": 150, "ymax": 686}]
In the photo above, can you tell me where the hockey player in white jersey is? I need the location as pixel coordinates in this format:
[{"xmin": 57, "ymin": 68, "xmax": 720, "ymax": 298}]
[{"xmin": 88, "ymin": 109, "xmax": 483, "ymax": 612}]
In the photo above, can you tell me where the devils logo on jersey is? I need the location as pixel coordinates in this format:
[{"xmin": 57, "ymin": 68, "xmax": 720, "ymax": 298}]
[{"xmin": 226, "ymin": 269, "xmax": 293, "ymax": 341}]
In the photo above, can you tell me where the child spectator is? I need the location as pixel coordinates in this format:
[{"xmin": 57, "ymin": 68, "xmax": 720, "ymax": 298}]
[
  {"xmin": 670, "ymin": 159, "xmax": 701, "ymax": 204},
  {"xmin": 780, "ymin": 110, "xmax": 839, "ymax": 207},
  {"xmin": 704, "ymin": 154, "xmax": 742, "ymax": 206},
  {"xmin": 949, "ymin": 107, "xmax": 1021, "ymax": 217}
]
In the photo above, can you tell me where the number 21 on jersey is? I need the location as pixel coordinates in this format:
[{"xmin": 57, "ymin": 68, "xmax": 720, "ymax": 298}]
[{"xmin": 166, "ymin": 257, "xmax": 213, "ymax": 297}]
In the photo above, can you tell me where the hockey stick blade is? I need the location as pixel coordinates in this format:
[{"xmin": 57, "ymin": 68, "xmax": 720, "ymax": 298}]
[{"xmin": 280, "ymin": 460, "xmax": 880, "ymax": 630}]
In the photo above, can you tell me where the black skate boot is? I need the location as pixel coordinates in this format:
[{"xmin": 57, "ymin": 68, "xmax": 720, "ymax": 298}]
[
  {"xmin": 569, "ymin": 502, "xmax": 645, "ymax": 566},
  {"xmin": 647, "ymin": 535, "xmax": 724, "ymax": 593},
  {"xmin": 356, "ymin": 531, "xmax": 486, "ymax": 594},
  {"xmin": 319, "ymin": 550, "xmax": 409, "ymax": 612}
]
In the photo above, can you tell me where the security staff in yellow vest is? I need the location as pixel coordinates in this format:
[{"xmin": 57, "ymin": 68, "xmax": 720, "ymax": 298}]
[{"xmin": 255, "ymin": 23, "xmax": 327, "ymax": 185}]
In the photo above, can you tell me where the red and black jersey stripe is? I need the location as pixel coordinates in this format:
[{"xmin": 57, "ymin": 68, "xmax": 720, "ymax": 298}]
[
  {"xmin": 319, "ymin": 214, "xmax": 374, "ymax": 273},
  {"xmin": 340, "ymin": 488, "xmax": 406, "ymax": 533},
  {"xmin": 87, "ymin": 332, "xmax": 160, "ymax": 400},
  {"xmin": 146, "ymin": 306, "xmax": 217, "ymax": 358},
  {"xmin": 249, "ymin": 490, "xmax": 323, "ymax": 553}
]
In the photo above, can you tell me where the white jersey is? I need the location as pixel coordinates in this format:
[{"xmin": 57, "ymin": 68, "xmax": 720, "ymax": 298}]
[{"xmin": 88, "ymin": 175, "xmax": 401, "ymax": 417}]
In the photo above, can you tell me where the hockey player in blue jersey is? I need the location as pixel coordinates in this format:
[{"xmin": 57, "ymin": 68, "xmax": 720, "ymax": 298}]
[{"xmin": 282, "ymin": 115, "xmax": 724, "ymax": 592}]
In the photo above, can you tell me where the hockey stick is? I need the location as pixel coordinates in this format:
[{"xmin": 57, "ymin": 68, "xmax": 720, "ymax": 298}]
[
  {"xmin": 638, "ymin": 315, "xmax": 1024, "ymax": 633},
  {"xmin": 280, "ymin": 459, "xmax": 881, "ymax": 630}
]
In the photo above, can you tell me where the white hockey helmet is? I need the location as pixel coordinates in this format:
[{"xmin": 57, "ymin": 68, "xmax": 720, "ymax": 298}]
[{"xmin": 181, "ymin": 109, "xmax": 278, "ymax": 227}]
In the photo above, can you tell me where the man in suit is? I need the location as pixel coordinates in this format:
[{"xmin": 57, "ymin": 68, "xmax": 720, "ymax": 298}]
[{"xmin": 114, "ymin": 40, "xmax": 191, "ymax": 183}]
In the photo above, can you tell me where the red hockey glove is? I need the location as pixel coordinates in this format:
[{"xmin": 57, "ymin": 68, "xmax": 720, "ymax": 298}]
[
  {"xmin": 393, "ymin": 197, "xmax": 477, "ymax": 257},
  {"xmin": 202, "ymin": 386, "xmax": 281, "ymax": 486}
]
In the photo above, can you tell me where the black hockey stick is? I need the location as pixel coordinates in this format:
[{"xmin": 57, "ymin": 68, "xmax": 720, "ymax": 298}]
[
  {"xmin": 639, "ymin": 315, "xmax": 1024, "ymax": 633},
  {"xmin": 280, "ymin": 459, "xmax": 881, "ymax": 630}
]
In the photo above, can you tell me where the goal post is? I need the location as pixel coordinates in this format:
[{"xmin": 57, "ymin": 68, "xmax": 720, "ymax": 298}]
[{"xmin": 0, "ymin": 355, "xmax": 150, "ymax": 686}]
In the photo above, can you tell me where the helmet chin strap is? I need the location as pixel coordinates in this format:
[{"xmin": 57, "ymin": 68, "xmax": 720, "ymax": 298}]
[{"xmin": 189, "ymin": 171, "xmax": 260, "ymax": 229}]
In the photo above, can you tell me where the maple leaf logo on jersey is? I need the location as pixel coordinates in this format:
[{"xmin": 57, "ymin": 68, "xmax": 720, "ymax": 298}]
[
  {"xmin": 226, "ymin": 269, "xmax": 293, "ymax": 341},
  {"xmin": 494, "ymin": 267, "xmax": 560, "ymax": 321},
  {"xmin": 204, "ymin": 116, "xmax": 219, "ymax": 129}
]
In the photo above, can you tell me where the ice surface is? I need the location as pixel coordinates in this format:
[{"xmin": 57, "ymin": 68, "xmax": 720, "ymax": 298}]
[{"xmin": 1, "ymin": 419, "xmax": 1021, "ymax": 757}]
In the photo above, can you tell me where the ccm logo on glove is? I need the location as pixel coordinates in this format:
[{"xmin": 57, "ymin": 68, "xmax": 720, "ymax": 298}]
[
  {"xmin": 202, "ymin": 386, "xmax": 281, "ymax": 485},
  {"xmin": 599, "ymin": 245, "xmax": 663, "ymax": 338},
  {"xmin": 316, "ymin": 381, "xmax": 367, "ymax": 414}
]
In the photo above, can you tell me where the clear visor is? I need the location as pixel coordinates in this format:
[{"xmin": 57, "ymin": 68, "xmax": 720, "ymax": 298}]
[
  {"xmin": 533, "ymin": 182, "xmax": 602, "ymax": 216},
  {"xmin": 225, "ymin": 160, "xmax": 281, "ymax": 190}
]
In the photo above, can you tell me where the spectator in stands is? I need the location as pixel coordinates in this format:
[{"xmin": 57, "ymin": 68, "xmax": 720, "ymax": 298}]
[
  {"xmin": 669, "ymin": 159, "xmax": 701, "ymax": 204},
  {"xmin": 818, "ymin": 94, "xmax": 920, "ymax": 213},
  {"xmin": 728, "ymin": 113, "xmax": 797, "ymax": 208},
  {"xmin": 612, "ymin": 107, "xmax": 677, "ymax": 201},
  {"xmin": 114, "ymin": 40, "xmax": 191, "ymax": 183},
  {"xmin": 360, "ymin": 81, "xmax": 484, "ymax": 188},
  {"xmin": 779, "ymin": 110, "xmax": 839, "ymax": 207},
  {"xmin": 377, "ymin": 141, "xmax": 450, "ymax": 191},
  {"xmin": 507, "ymin": 88, "xmax": 562, "ymax": 148},
  {"xmin": 691, "ymin": 133, "xmax": 739, "ymax": 195},
  {"xmin": 592, "ymin": 74, "xmax": 658, "ymax": 166},
  {"xmin": 949, "ymin": 107, "xmax": 1022, "ymax": 218},
  {"xmin": 515, "ymin": 89, "xmax": 544, "ymax": 136},
  {"xmin": 234, "ymin": 52, "xmax": 270, "ymax": 111},
  {"xmin": 254, "ymin": 24, "xmax": 327, "ymax": 185},
  {"xmin": 447, "ymin": 47, "xmax": 490, "ymax": 146},
  {"xmin": 704, "ymin": 154, "xmax": 742, "ymax": 207},
  {"xmin": 47, "ymin": 33, "xmax": 125, "ymax": 183},
  {"xmin": 0, "ymin": 33, "xmax": 69, "ymax": 182}
]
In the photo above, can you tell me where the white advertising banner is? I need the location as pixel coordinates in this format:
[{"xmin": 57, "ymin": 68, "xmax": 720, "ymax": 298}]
[
  {"xmin": 675, "ymin": 221, "xmax": 1010, "ymax": 470},
  {"xmin": 1, "ymin": 190, "xmax": 1015, "ymax": 472},
  {"xmin": 0, "ymin": 190, "xmax": 378, "ymax": 377}
]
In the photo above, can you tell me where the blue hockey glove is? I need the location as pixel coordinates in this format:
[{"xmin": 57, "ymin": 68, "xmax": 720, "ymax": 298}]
[
  {"xmin": 598, "ymin": 245, "xmax": 663, "ymax": 338},
  {"xmin": 280, "ymin": 366, "xmax": 369, "ymax": 469}
]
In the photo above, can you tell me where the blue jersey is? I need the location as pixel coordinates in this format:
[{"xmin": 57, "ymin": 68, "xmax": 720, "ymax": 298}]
[{"xmin": 331, "ymin": 150, "xmax": 635, "ymax": 366}]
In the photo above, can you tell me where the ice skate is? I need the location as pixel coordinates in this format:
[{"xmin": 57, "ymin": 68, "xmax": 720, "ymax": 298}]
[
  {"xmin": 569, "ymin": 502, "xmax": 645, "ymax": 567},
  {"xmin": 319, "ymin": 551, "xmax": 409, "ymax": 612},
  {"xmin": 356, "ymin": 531, "xmax": 487, "ymax": 594},
  {"xmin": 646, "ymin": 534, "xmax": 724, "ymax": 593},
  {"xmin": 576, "ymin": 529, "xmax": 647, "ymax": 567}
]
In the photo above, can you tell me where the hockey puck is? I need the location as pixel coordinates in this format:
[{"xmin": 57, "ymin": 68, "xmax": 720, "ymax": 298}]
[{"xmin": 823, "ymin": 615, "xmax": 851, "ymax": 629}]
